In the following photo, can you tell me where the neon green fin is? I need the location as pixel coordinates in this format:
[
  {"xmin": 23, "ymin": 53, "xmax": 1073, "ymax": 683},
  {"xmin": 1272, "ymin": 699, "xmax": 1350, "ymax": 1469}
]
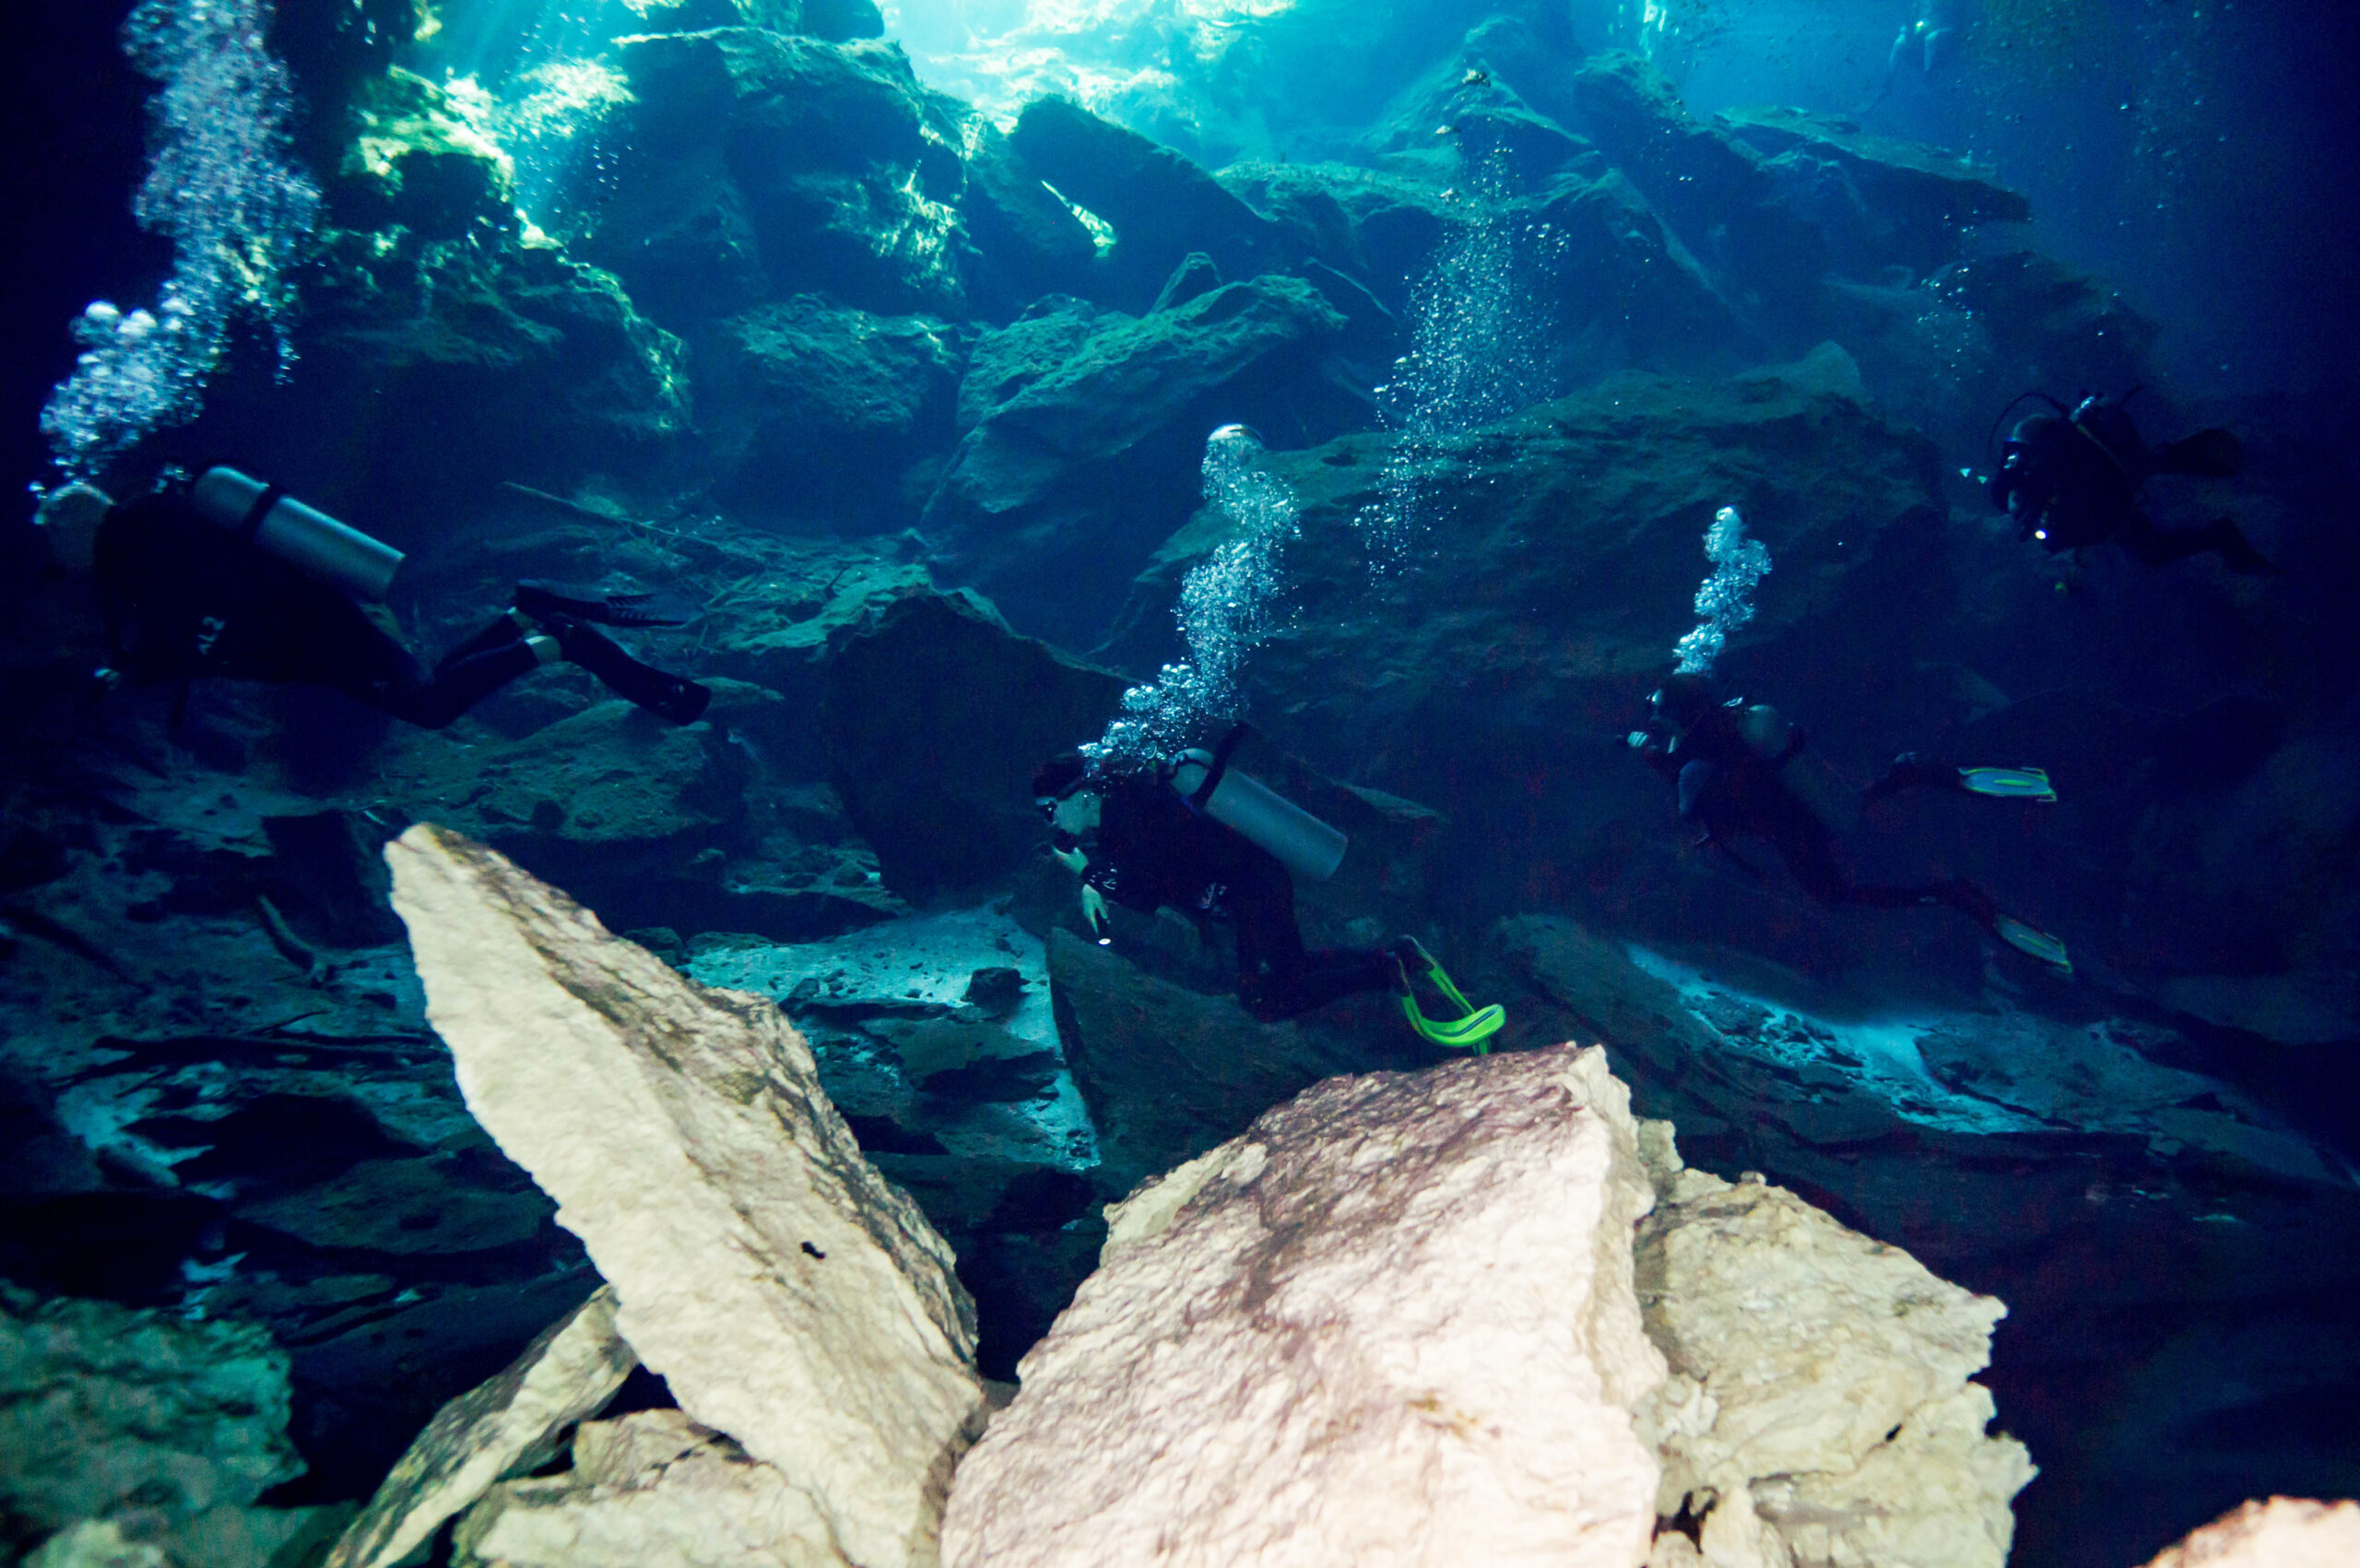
[
  {"xmin": 1994, "ymin": 916, "xmax": 2072, "ymax": 974},
  {"xmin": 1396, "ymin": 938, "xmax": 1506, "ymax": 1053},
  {"xmin": 1959, "ymin": 766, "xmax": 2058, "ymax": 803}
]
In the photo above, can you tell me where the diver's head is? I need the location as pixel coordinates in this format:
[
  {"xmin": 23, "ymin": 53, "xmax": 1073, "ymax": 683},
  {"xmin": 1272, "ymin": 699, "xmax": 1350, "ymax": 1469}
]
[
  {"xmin": 32, "ymin": 483, "xmax": 112, "ymax": 576},
  {"xmin": 1988, "ymin": 413, "xmax": 2071, "ymax": 522},
  {"xmin": 1032, "ymin": 751, "xmax": 1102, "ymax": 834},
  {"xmin": 1649, "ymin": 671, "xmax": 1718, "ymax": 730}
]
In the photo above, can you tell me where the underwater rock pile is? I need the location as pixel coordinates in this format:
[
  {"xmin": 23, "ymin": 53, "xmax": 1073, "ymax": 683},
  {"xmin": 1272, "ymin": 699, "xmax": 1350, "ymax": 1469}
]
[
  {"xmin": 324, "ymin": 837, "xmax": 2036, "ymax": 1566},
  {"xmin": 384, "ymin": 822, "xmax": 986, "ymax": 1567}
]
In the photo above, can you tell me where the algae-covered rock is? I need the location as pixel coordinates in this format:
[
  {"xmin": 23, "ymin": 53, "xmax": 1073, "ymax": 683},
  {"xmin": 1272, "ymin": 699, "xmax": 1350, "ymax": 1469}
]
[
  {"xmin": 820, "ymin": 588, "xmax": 1124, "ymax": 902},
  {"xmin": 702, "ymin": 296, "xmax": 967, "ymax": 523},
  {"xmin": 0, "ymin": 1288, "xmax": 303, "ymax": 1544},
  {"xmin": 926, "ymin": 276, "xmax": 1350, "ymax": 644},
  {"xmin": 597, "ymin": 29, "xmax": 974, "ymax": 321}
]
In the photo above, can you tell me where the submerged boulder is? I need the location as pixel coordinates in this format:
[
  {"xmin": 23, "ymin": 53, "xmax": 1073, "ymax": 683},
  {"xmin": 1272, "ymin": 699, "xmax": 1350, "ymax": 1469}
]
[
  {"xmin": 2139, "ymin": 1499, "xmax": 2360, "ymax": 1567},
  {"xmin": 944, "ymin": 1043, "xmax": 2030, "ymax": 1564},
  {"xmin": 325, "ymin": 1288, "xmax": 636, "ymax": 1568},
  {"xmin": 386, "ymin": 825, "xmax": 987, "ymax": 1568},
  {"xmin": 820, "ymin": 588, "xmax": 1123, "ymax": 901},
  {"xmin": 942, "ymin": 1045, "xmax": 1669, "ymax": 1566},
  {"xmin": 926, "ymin": 277, "xmax": 1350, "ymax": 645},
  {"xmin": 700, "ymin": 295, "xmax": 967, "ymax": 525},
  {"xmin": 0, "ymin": 1289, "xmax": 303, "ymax": 1547},
  {"xmin": 1636, "ymin": 1139, "xmax": 2035, "ymax": 1566},
  {"xmin": 595, "ymin": 29, "xmax": 974, "ymax": 323},
  {"xmin": 1008, "ymin": 96, "xmax": 1284, "ymax": 310}
]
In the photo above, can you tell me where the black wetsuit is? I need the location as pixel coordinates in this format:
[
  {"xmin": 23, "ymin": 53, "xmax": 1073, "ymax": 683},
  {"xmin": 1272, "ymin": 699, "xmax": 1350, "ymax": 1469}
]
[
  {"xmin": 1638, "ymin": 701, "xmax": 2009, "ymax": 929},
  {"xmin": 93, "ymin": 482, "xmax": 540, "ymax": 730},
  {"xmin": 1991, "ymin": 401, "xmax": 2269, "ymax": 572},
  {"xmin": 1061, "ymin": 766, "xmax": 1396, "ymax": 1023}
]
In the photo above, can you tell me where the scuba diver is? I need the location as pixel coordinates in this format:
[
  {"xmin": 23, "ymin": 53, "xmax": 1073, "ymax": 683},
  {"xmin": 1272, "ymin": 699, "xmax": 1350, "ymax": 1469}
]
[
  {"xmin": 1033, "ymin": 728, "xmax": 1504, "ymax": 1049},
  {"xmin": 31, "ymin": 466, "xmax": 710, "ymax": 728},
  {"xmin": 1988, "ymin": 392, "xmax": 2272, "ymax": 573},
  {"xmin": 1863, "ymin": 0, "xmax": 1963, "ymax": 112},
  {"xmin": 1629, "ymin": 673, "xmax": 2072, "ymax": 973}
]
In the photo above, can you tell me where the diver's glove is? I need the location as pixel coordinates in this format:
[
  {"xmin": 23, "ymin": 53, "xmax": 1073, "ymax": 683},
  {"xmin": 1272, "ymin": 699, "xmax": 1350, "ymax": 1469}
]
[{"xmin": 1080, "ymin": 884, "xmax": 1110, "ymax": 944}]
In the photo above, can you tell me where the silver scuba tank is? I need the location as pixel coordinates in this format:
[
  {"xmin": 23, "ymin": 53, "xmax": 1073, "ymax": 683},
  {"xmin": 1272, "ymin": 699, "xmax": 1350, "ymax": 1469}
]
[
  {"xmin": 190, "ymin": 466, "xmax": 406, "ymax": 602},
  {"xmin": 1168, "ymin": 749, "xmax": 1349, "ymax": 883}
]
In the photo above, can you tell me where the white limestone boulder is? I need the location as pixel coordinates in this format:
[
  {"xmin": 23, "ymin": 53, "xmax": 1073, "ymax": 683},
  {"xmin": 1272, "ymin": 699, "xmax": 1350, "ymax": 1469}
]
[
  {"xmin": 386, "ymin": 824, "xmax": 985, "ymax": 1568},
  {"xmin": 1633, "ymin": 1129, "xmax": 2035, "ymax": 1568},
  {"xmin": 2139, "ymin": 1498, "xmax": 2360, "ymax": 1567},
  {"xmin": 939, "ymin": 1043, "xmax": 1668, "ymax": 1568},
  {"xmin": 453, "ymin": 1409, "xmax": 844, "ymax": 1567},
  {"xmin": 325, "ymin": 1287, "xmax": 638, "ymax": 1568}
]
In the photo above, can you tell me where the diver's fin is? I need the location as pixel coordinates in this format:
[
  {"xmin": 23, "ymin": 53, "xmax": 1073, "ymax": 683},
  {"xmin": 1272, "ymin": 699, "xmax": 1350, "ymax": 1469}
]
[
  {"xmin": 1957, "ymin": 765, "xmax": 2059, "ymax": 803},
  {"xmin": 1993, "ymin": 915, "xmax": 2072, "ymax": 975},
  {"xmin": 1394, "ymin": 937, "xmax": 1506, "ymax": 1054},
  {"xmin": 543, "ymin": 616, "xmax": 712, "ymax": 725},
  {"xmin": 516, "ymin": 580, "xmax": 697, "ymax": 628},
  {"xmin": 2156, "ymin": 427, "xmax": 2243, "ymax": 479}
]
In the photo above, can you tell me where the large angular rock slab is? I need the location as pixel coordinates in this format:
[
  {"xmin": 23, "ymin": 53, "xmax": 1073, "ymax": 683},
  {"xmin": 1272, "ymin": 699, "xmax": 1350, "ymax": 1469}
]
[
  {"xmin": 940, "ymin": 1044, "xmax": 1667, "ymax": 1567},
  {"xmin": 385, "ymin": 825, "xmax": 985, "ymax": 1568},
  {"xmin": 326, "ymin": 1288, "xmax": 636, "ymax": 1568},
  {"xmin": 1718, "ymin": 105, "xmax": 2028, "ymax": 276},
  {"xmin": 1635, "ymin": 1133, "xmax": 2034, "ymax": 1567}
]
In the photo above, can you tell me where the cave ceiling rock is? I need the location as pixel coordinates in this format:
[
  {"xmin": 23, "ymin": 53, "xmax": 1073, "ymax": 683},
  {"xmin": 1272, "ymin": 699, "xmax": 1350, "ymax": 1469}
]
[{"xmin": 385, "ymin": 824, "xmax": 986, "ymax": 1568}]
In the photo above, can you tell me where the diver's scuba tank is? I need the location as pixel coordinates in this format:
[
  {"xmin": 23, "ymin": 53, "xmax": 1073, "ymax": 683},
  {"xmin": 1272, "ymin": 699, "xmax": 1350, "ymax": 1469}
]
[
  {"xmin": 1168, "ymin": 743, "xmax": 1349, "ymax": 883},
  {"xmin": 189, "ymin": 466, "xmax": 406, "ymax": 602}
]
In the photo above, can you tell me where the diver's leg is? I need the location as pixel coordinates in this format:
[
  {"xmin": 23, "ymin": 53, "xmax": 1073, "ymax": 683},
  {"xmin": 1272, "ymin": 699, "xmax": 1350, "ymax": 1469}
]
[
  {"xmin": 538, "ymin": 614, "xmax": 711, "ymax": 725},
  {"xmin": 1229, "ymin": 858, "xmax": 1315, "ymax": 1021},
  {"xmin": 1862, "ymin": 751, "xmax": 1959, "ymax": 808},
  {"xmin": 1772, "ymin": 817, "xmax": 1854, "ymax": 907},
  {"xmin": 2120, "ymin": 513, "xmax": 2276, "ymax": 573},
  {"xmin": 431, "ymin": 611, "xmax": 529, "ymax": 678},
  {"xmin": 385, "ymin": 636, "xmax": 553, "ymax": 730}
]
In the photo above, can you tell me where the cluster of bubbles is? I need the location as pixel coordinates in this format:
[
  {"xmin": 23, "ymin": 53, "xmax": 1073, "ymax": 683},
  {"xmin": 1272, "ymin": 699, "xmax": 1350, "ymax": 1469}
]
[
  {"xmin": 1357, "ymin": 159, "xmax": 1558, "ymax": 570},
  {"xmin": 1672, "ymin": 505, "xmax": 1771, "ymax": 677},
  {"xmin": 41, "ymin": 0, "xmax": 318, "ymax": 477},
  {"xmin": 1086, "ymin": 426, "xmax": 1300, "ymax": 769}
]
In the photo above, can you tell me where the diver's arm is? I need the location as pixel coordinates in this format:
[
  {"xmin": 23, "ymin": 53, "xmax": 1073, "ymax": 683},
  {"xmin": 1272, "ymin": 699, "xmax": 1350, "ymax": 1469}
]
[{"xmin": 1049, "ymin": 841, "xmax": 1111, "ymax": 938}]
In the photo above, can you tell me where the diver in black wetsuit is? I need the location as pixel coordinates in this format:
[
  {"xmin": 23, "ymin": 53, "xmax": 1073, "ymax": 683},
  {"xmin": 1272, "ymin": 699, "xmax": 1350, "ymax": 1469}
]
[
  {"xmin": 32, "ymin": 469, "xmax": 710, "ymax": 728},
  {"xmin": 1628, "ymin": 672, "xmax": 2072, "ymax": 973},
  {"xmin": 1033, "ymin": 749, "xmax": 1409, "ymax": 1023},
  {"xmin": 1989, "ymin": 392, "xmax": 2272, "ymax": 573}
]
